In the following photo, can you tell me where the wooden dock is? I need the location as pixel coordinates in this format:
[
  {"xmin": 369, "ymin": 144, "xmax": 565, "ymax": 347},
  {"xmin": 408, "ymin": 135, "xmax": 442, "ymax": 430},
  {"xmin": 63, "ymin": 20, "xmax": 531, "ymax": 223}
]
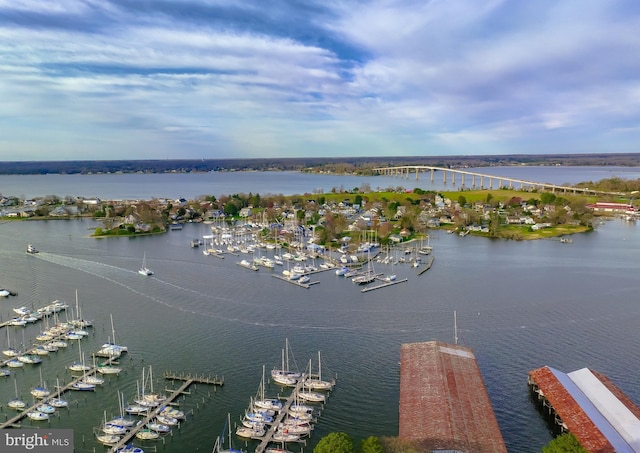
[
  {"xmin": 108, "ymin": 371, "xmax": 224, "ymax": 452},
  {"xmin": 271, "ymin": 274, "xmax": 319, "ymax": 289},
  {"xmin": 361, "ymin": 278, "xmax": 408, "ymax": 293},
  {"xmin": 417, "ymin": 256, "xmax": 435, "ymax": 275},
  {"xmin": 253, "ymin": 379, "xmax": 307, "ymax": 453}
]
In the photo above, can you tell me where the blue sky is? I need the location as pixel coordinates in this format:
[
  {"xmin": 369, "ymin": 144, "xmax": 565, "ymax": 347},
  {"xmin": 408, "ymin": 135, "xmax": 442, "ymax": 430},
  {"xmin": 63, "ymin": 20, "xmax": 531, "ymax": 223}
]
[{"xmin": 1, "ymin": 0, "xmax": 639, "ymax": 160}]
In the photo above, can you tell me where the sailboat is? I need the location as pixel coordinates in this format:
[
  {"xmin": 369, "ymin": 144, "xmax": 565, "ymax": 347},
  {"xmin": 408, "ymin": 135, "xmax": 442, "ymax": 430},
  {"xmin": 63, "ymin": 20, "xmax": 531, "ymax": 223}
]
[
  {"xmin": 271, "ymin": 338, "xmax": 300, "ymax": 386},
  {"xmin": 7, "ymin": 378, "xmax": 26, "ymax": 410},
  {"xmin": 48, "ymin": 378, "xmax": 69, "ymax": 408},
  {"xmin": 351, "ymin": 249, "xmax": 376, "ymax": 285},
  {"xmin": 30, "ymin": 368, "xmax": 51, "ymax": 399},
  {"xmin": 97, "ymin": 314, "xmax": 128, "ymax": 358},
  {"xmin": 68, "ymin": 341, "xmax": 91, "ymax": 372},
  {"xmin": 254, "ymin": 365, "xmax": 283, "ymax": 412},
  {"xmin": 297, "ymin": 360, "xmax": 326, "ymax": 403},
  {"xmin": 138, "ymin": 252, "xmax": 153, "ymax": 276},
  {"xmin": 213, "ymin": 413, "xmax": 243, "ymax": 453},
  {"xmin": 304, "ymin": 351, "xmax": 334, "ymax": 391},
  {"xmin": 3, "ymin": 328, "xmax": 19, "ymax": 357}
]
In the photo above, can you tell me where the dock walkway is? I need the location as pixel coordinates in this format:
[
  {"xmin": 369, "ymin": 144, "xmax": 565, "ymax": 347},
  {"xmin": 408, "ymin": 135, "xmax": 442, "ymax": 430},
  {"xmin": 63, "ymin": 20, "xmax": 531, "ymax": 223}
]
[
  {"xmin": 254, "ymin": 379, "xmax": 306, "ymax": 453},
  {"xmin": 108, "ymin": 371, "xmax": 224, "ymax": 452}
]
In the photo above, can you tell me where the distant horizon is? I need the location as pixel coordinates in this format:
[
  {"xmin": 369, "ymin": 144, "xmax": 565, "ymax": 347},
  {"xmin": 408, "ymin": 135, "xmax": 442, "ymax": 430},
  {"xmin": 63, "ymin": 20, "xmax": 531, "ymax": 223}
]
[{"xmin": 1, "ymin": 1, "xmax": 639, "ymax": 160}]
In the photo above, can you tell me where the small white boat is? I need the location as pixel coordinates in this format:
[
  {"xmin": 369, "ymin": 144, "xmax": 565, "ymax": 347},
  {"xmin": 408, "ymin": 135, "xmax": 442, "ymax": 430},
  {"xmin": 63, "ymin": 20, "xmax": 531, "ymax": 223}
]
[
  {"xmin": 31, "ymin": 386, "xmax": 51, "ymax": 399},
  {"xmin": 27, "ymin": 411, "xmax": 49, "ymax": 421},
  {"xmin": 96, "ymin": 434, "xmax": 121, "ymax": 446},
  {"xmin": 138, "ymin": 252, "xmax": 153, "ymax": 276},
  {"xmin": 236, "ymin": 425, "xmax": 265, "ymax": 439},
  {"xmin": 35, "ymin": 403, "xmax": 56, "ymax": 414},
  {"xmin": 8, "ymin": 398, "xmax": 26, "ymax": 410},
  {"xmin": 71, "ymin": 381, "xmax": 95, "ymax": 391},
  {"xmin": 83, "ymin": 375, "xmax": 105, "ymax": 385},
  {"xmin": 135, "ymin": 429, "xmax": 160, "ymax": 441},
  {"xmin": 48, "ymin": 397, "xmax": 69, "ymax": 408},
  {"xmin": 297, "ymin": 389, "xmax": 326, "ymax": 403},
  {"xmin": 27, "ymin": 243, "xmax": 39, "ymax": 254},
  {"xmin": 147, "ymin": 421, "xmax": 171, "ymax": 433},
  {"xmin": 97, "ymin": 364, "xmax": 122, "ymax": 375},
  {"xmin": 298, "ymin": 275, "xmax": 310, "ymax": 284},
  {"xmin": 6, "ymin": 359, "xmax": 24, "ymax": 368}
]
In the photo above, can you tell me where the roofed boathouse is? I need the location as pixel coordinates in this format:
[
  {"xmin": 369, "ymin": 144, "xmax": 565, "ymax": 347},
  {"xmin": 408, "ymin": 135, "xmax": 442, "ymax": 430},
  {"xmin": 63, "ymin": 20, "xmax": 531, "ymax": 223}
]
[
  {"xmin": 529, "ymin": 366, "xmax": 640, "ymax": 452},
  {"xmin": 399, "ymin": 341, "xmax": 507, "ymax": 452}
]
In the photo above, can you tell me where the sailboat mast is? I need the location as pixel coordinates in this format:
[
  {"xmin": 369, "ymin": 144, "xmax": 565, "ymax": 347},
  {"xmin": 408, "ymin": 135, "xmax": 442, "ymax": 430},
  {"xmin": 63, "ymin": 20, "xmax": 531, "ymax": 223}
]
[{"xmin": 454, "ymin": 310, "xmax": 458, "ymax": 345}]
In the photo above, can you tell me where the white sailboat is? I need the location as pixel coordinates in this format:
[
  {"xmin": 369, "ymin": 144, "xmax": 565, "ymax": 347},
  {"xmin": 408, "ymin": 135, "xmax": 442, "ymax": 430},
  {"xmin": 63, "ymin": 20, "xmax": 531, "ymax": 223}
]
[
  {"xmin": 271, "ymin": 338, "xmax": 300, "ymax": 386},
  {"xmin": 297, "ymin": 360, "xmax": 326, "ymax": 403},
  {"xmin": 304, "ymin": 351, "xmax": 334, "ymax": 391},
  {"xmin": 3, "ymin": 328, "xmax": 19, "ymax": 357},
  {"xmin": 138, "ymin": 252, "xmax": 153, "ymax": 276},
  {"xmin": 7, "ymin": 378, "xmax": 26, "ymax": 410},
  {"xmin": 97, "ymin": 314, "xmax": 128, "ymax": 358},
  {"xmin": 254, "ymin": 365, "xmax": 283, "ymax": 412},
  {"xmin": 213, "ymin": 413, "xmax": 243, "ymax": 453}
]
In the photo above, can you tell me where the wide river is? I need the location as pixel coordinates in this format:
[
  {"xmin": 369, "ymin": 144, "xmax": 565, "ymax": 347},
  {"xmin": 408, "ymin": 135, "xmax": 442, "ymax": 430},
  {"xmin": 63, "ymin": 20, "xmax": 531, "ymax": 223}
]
[{"xmin": 0, "ymin": 166, "xmax": 639, "ymax": 452}]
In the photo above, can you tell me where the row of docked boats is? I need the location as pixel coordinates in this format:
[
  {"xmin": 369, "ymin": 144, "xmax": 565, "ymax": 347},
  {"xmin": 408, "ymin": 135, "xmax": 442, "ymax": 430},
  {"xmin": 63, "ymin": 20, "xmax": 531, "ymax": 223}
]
[
  {"xmin": 229, "ymin": 341, "xmax": 335, "ymax": 452},
  {"xmin": 94, "ymin": 367, "xmax": 188, "ymax": 449}
]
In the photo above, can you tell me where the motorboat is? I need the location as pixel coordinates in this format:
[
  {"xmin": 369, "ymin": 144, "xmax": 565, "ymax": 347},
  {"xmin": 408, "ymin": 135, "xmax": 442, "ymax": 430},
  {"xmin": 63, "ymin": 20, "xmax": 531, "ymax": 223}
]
[{"xmin": 27, "ymin": 243, "xmax": 39, "ymax": 254}]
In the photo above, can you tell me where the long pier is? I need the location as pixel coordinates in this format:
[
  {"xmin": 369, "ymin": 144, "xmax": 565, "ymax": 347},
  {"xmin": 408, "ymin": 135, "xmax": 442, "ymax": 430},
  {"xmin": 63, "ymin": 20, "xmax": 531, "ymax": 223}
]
[
  {"xmin": 373, "ymin": 165, "xmax": 627, "ymax": 197},
  {"xmin": 108, "ymin": 371, "xmax": 224, "ymax": 452},
  {"xmin": 254, "ymin": 379, "xmax": 307, "ymax": 453}
]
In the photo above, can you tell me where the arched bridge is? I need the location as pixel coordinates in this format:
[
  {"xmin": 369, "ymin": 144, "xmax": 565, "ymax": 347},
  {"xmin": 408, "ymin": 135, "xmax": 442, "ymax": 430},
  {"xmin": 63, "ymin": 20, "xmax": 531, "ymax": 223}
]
[{"xmin": 372, "ymin": 165, "xmax": 626, "ymax": 197}]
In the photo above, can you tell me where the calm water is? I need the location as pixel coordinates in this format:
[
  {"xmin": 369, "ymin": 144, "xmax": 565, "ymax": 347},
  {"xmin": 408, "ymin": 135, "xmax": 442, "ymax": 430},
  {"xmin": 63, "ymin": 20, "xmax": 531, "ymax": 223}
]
[
  {"xmin": 0, "ymin": 216, "xmax": 638, "ymax": 453},
  {"xmin": 1, "ymin": 166, "xmax": 640, "ymax": 200}
]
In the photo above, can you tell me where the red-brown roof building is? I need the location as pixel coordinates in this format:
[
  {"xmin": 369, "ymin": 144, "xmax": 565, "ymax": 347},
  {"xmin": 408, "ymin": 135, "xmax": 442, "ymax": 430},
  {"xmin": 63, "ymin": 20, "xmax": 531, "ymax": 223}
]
[{"xmin": 399, "ymin": 341, "xmax": 506, "ymax": 452}]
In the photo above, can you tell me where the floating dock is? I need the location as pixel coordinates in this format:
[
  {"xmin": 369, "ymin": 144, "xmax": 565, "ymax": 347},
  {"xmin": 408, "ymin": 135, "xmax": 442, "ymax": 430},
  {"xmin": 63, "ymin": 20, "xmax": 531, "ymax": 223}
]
[
  {"xmin": 360, "ymin": 278, "xmax": 408, "ymax": 292},
  {"xmin": 399, "ymin": 341, "xmax": 506, "ymax": 452},
  {"xmin": 528, "ymin": 366, "xmax": 640, "ymax": 452},
  {"xmin": 271, "ymin": 274, "xmax": 319, "ymax": 288},
  {"xmin": 417, "ymin": 256, "xmax": 435, "ymax": 275},
  {"xmin": 108, "ymin": 371, "xmax": 224, "ymax": 452}
]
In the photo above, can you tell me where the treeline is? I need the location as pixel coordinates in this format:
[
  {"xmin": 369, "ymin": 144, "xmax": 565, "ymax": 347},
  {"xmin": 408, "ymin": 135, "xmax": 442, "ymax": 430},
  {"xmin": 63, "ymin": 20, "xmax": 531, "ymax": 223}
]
[
  {"xmin": 1, "ymin": 153, "xmax": 640, "ymax": 175},
  {"xmin": 574, "ymin": 177, "xmax": 640, "ymax": 193}
]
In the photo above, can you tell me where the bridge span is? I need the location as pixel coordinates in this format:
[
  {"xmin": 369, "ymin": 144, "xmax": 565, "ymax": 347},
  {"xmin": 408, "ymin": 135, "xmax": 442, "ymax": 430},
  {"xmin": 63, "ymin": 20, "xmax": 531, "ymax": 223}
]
[{"xmin": 373, "ymin": 165, "xmax": 626, "ymax": 197}]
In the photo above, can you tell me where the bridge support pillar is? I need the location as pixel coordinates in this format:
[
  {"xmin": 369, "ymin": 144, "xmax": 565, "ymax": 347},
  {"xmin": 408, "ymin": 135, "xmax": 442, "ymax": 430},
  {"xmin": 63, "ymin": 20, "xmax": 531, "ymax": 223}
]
[
  {"xmin": 443, "ymin": 171, "xmax": 447, "ymax": 184},
  {"xmin": 461, "ymin": 173, "xmax": 465, "ymax": 187},
  {"xmin": 472, "ymin": 175, "xmax": 476, "ymax": 188},
  {"xmin": 489, "ymin": 178, "xmax": 492, "ymax": 189},
  {"xmin": 416, "ymin": 169, "xmax": 419, "ymax": 180},
  {"xmin": 509, "ymin": 181, "xmax": 513, "ymax": 189},
  {"xmin": 431, "ymin": 169, "xmax": 435, "ymax": 182},
  {"xmin": 499, "ymin": 179, "xmax": 503, "ymax": 189}
]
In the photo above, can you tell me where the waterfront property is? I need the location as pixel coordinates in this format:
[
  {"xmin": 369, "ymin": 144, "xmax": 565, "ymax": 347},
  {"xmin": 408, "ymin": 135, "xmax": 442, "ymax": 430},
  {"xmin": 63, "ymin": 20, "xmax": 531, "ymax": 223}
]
[
  {"xmin": 399, "ymin": 341, "xmax": 506, "ymax": 452},
  {"xmin": 528, "ymin": 366, "xmax": 640, "ymax": 452}
]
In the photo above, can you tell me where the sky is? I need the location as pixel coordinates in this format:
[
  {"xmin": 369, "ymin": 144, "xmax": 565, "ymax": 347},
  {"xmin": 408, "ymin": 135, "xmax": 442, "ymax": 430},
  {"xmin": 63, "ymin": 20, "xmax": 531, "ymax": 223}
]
[{"xmin": 1, "ymin": 0, "xmax": 639, "ymax": 161}]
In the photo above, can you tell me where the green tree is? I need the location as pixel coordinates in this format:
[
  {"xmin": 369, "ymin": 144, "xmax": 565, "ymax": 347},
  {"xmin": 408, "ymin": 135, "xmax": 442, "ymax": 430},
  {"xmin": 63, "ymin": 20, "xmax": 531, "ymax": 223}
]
[
  {"xmin": 314, "ymin": 432, "xmax": 353, "ymax": 453},
  {"xmin": 540, "ymin": 192, "xmax": 557, "ymax": 204},
  {"xmin": 541, "ymin": 433, "xmax": 587, "ymax": 453},
  {"xmin": 359, "ymin": 436, "xmax": 383, "ymax": 453},
  {"xmin": 354, "ymin": 194, "xmax": 363, "ymax": 206},
  {"xmin": 458, "ymin": 195, "xmax": 467, "ymax": 207}
]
